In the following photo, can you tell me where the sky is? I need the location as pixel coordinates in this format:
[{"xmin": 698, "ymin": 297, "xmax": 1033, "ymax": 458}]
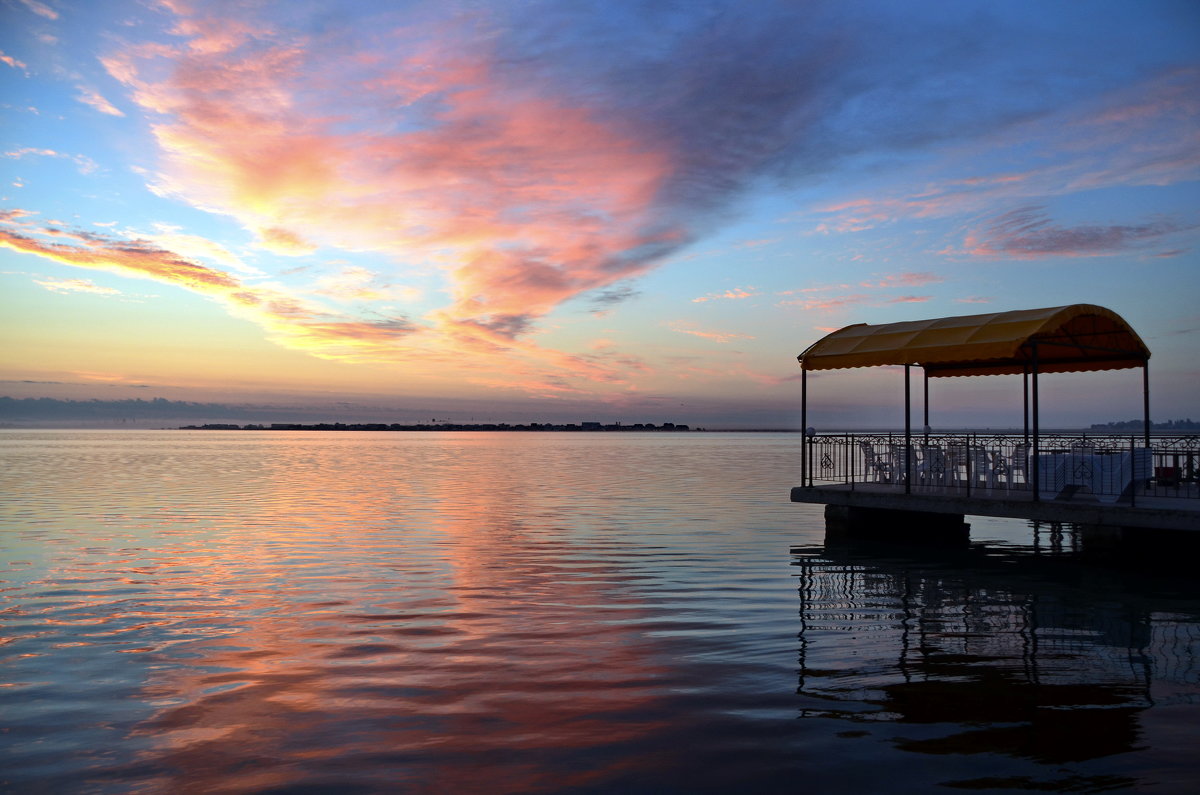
[{"xmin": 1, "ymin": 0, "xmax": 1198, "ymax": 428}]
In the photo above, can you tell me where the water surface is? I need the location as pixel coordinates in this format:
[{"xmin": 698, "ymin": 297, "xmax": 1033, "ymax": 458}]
[{"xmin": 2, "ymin": 431, "xmax": 1197, "ymax": 792}]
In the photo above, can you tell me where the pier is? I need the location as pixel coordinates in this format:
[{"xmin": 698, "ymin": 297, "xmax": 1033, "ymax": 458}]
[
  {"xmin": 790, "ymin": 305, "xmax": 1200, "ymax": 542},
  {"xmin": 790, "ymin": 432, "xmax": 1199, "ymax": 537}
]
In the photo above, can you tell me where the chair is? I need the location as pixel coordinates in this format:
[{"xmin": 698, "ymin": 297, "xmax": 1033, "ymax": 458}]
[
  {"xmin": 969, "ymin": 447, "xmax": 998, "ymax": 489},
  {"xmin": 888, "ymin": 443, "xmax": 922, "ymax": 485},
  {"xmin": 858, "ymin": 441, "xmax": 893, "ymax": 483},
  {"xmin": 917, "ymin": 446, "xmax": 950, "ymax": 487},
  {"xmin": 946, "ymin": 444, "xmax": 971, "ymax": 488},
  {"xmin": 1007, "ymin": 443, "xmax": 1029, "ymax": 488}
]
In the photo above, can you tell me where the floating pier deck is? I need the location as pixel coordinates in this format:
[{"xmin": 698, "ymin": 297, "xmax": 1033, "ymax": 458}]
[
  {"xmin": 791, "ymin": 481, "xmax": 1200, "ymax": 532},
  {"xmin": 791, "ymin": 432, "xmax": 1200, "ymax": 542}
]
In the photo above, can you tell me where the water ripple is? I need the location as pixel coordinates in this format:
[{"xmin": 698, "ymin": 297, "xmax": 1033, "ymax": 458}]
[{"xmin": 3, "ymin": 431, "xmax": 1198, "ymax": 793}]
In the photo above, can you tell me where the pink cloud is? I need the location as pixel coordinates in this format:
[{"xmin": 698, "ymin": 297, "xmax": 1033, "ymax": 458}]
[
  {"xmin": 963, "ymin": 206, "xmax": 1190, "ymax": 259},
  {"xmin": 778, "ymin": 293, "xmax": 871, "ymax": 310},
  {"xmin": 5, "ymin": 147, "xmax": 62, "ymax": 158},
  {"xmin": 18, "ymin": 0, "xmax": 57, "ymax": 20},
  {"xmin": 806, "ymin": 69, "xmax": 1200, "ymax": 235},
  {"xmin": 886, "ymin": 295, "xmax": 931, "ymax": 303},
  {"xmin": 0, "ymin": 209, "xmax": 34, "ymax": 223},
  {"xmin": 859, "ymin": 271, "xmax": 942, "ymax": 289},
  {"xmin": 4, "ymin": 146, "xmax": 98, "ymax": 175},
  {"xmin": 102, "ymin": 11, "xmax": 677, "ymax": 339},
  {"xmin": 75, "ymin": 86, "xmax": 125, "ymax": 117}
]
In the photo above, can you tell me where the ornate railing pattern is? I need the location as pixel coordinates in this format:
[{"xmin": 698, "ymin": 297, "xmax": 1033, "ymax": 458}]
[{"xmin": 801, "ymin": 433, "xmax": 1199, "ymax": 502}]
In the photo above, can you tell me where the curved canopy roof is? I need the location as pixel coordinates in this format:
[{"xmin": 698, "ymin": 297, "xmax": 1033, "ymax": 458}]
[{"xmin": 797, "ymin": 304, "xmax": 1149, "ymax": 377}]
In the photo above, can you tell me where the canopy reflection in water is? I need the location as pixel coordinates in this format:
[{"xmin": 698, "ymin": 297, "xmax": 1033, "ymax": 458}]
[{"xmin": 793, "ymin": 526, "xmax": 1200, "ymax": 791}]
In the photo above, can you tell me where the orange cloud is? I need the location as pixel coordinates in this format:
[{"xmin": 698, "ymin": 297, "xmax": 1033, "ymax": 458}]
[
  {"xmin": 313, "ymin": 266, "xmax": 420, "ymax": 303},
  {"xmin": 2, "ymin": 214, "xmax": 657, "ymax": 397},
  {"xmin": 257, "ymin": 226, "xmax": 317, "ymax": 256},
  {"xmin": 34, "ymin": 277, "xmax": 122, "ymax": 295},
  {"xmin": 668, "ymin": 322, "xmax": 754, "ymax": 344},
  {"xmin": 1, "ymin": 51, "xmax": 28, "ymax": 71},
  {"xmin": 1, "ymin": 222, "xmax": 416, "ymax": 360},
  {"xmin": 692, "ymin": 287, "xmax": 757, "ymax": 303},
  {"xmin": 145, "ymin": 228, "xmax": 260, "ymax": 275},
  {"xmin": 736, "ymin": 237, "xmax": 779, "ymax": 249}
]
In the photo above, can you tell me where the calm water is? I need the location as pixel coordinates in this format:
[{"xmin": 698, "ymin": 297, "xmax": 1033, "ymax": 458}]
[{"xmin": 2, "ymin": 430, "xmax": 1198, "ymax": 793}]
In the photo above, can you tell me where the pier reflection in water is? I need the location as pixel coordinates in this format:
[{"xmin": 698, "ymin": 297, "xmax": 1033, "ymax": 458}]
[{"xmin": 792, "ymin": 524, "xmax": 1200, "ymax": 791}]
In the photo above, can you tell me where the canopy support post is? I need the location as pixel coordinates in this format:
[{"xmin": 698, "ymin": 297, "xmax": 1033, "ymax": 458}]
[
  {"xmin": 1031, "ymin": 343, "xmax": 1040, "ymax": 502},
  {"xmin": 923, "ymin": 368, "xmax": 930, "ymax": 443},
  {"xmin": 1143, "ymin": 360, "xmax": 1151, "ymax": 448},
  {"xmin": 1023, "ymin": 368, "xmax": 1030, "ymax": 449},
  {"xmin": 905, "ymin": 364, "xmax": 912, "ymax": 495},
  {"xmin": 800, "ymin": 366, "xmax": 808, "ymax": 487}
]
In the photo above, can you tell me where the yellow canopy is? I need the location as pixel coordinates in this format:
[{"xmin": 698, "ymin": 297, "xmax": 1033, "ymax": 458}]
[{"xmin": 797, "ymin": 304, "xmax": 1149, "ymax": 377}]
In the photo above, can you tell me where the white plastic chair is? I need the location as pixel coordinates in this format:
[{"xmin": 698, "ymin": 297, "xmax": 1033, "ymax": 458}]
[
  {"xmin": 858, "ymin": 441, "xmax": 893, "ymax": 483},
  {"xmin": 1007, "ymin": 443, "xmax": 1029, "ymax": 488},
  {"xmin": 969, "ymin": 447, "xmax": 998, "ymax": 489},
  {"xmin": 917, "ymin": 447, "xmax": 950, "ymax": 487}
]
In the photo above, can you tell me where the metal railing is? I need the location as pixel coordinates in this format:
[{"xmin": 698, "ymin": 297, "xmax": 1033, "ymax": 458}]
[{"xmin": 801, "ymin": 433, "xmax": 1199, "ymax": 503}]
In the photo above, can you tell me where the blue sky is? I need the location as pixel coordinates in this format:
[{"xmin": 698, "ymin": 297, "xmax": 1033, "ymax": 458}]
[{"xmin": 1, "ymin": 0, "xmax": 1197, "ymax": 427}]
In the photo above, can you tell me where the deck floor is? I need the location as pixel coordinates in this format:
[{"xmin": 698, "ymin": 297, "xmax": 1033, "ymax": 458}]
[{"xmin": 792, "ymin": 480, "xmax": 1200, "ymax": 531}]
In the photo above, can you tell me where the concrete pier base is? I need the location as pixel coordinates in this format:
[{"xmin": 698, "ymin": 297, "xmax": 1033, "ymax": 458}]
[
  {"xmin": 824, "ymin": 504, "xmax": 970, "ymax": 546},
  {"xmin": 1078, "ymin": 523, "xmax": 1200, "ymax": 566}
]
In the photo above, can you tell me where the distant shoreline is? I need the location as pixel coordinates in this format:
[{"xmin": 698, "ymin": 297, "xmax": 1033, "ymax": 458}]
[
  {"xmin": 179, "ymin": 422, "xmax": 695, "ymax": 432},
  {"xmin": 172, "ymin": 424, "xmax": 1195, "ymax": 434}
]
